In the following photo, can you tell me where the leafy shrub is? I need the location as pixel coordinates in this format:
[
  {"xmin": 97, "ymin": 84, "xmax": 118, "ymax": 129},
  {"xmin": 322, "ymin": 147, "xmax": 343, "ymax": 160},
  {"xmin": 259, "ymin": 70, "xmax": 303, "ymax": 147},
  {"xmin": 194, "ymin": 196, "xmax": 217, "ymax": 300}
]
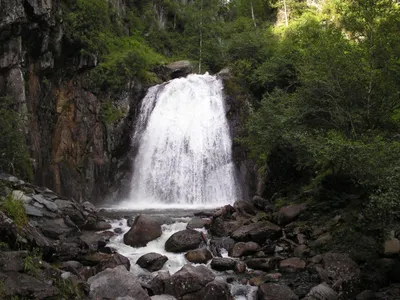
[{"xmin": 1, "ymin": 193, "xmax": 28, "ymax": 228}]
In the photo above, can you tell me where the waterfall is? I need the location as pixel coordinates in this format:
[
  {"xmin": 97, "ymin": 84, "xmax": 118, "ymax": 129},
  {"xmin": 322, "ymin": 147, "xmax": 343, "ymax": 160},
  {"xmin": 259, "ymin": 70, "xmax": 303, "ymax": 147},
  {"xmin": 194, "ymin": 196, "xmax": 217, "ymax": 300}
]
[{"xmin": 128, "ymin": 73, "xmax": 239, "ymax": 208}]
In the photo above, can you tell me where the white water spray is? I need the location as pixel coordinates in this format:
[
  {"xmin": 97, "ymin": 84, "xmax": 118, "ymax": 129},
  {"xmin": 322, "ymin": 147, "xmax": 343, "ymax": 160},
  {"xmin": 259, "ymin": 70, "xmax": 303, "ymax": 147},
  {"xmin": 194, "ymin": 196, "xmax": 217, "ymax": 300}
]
[{"xmin": 127, "ymin": 73, "xmax": 238, "ymax": 208}]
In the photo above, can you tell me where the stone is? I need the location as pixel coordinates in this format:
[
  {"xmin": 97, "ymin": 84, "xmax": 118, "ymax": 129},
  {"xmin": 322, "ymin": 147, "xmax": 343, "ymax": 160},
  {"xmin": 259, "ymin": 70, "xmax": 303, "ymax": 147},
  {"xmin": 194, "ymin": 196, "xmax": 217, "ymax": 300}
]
[
  {"xmin": 356, "ymin": 290, "xmax": 375, "ymax": 300},
  {"xmin": 210, "ymin": 237, "xmax": 235, "ymax": 256},
  {"xmin": 234, "ymin": 261, "xmax": 246, "ymax": 273},
  {"xmin": 245, "ymin": 258, "xmax": 280, "ymax": 272},
  {"xmin": 0, "ymin": 251, "xmax": 28, "ymax": 272},
  {"xmin": 0, "ymin": 211, "xmax": 18, "ymax": 247},
  {"xmin": 82, "ymin": 252, "xmax": 131, "ymax": 273},
  {"xmin": 39, "ymin": 218, "xmax": 74, "ymax": 239},
  {"xmin": 210, "ymin": 257, "xmax": 236, "ymax": 271},
  {"xmin": 87, "ymin": 265, "xmax": 151, "ymax": 299},
  {"xmin": 32, "ymin": 194, "xmax": 58, "ymax": 212},
  {"xmin": 217, "ymin": 67, "xmax": 232, "ymax": 80},
  {"xmin": 60, "ymin": 261, "xmax": 83, "ymax": 274},
  {"xmin": 257, "ymin": 283, "xmax": 299, "ymax": 300},
  {"xmin": 210, "ymin": 218, "xmax": 242, "ymax": 237},
  {"xmin": 322, "ymin": 253, "xmax": 361, "ymax": 298},
  {"xmin": 95, "ymin": 221, "xmax": 112, "ymax": 231},
  {"xmin": 252, "ymin": 195, "xmax": 273, "ymax": 212},
  {"xmin": 306, "ymin": 283, "xmax": 339, "ymax": 300},
  {"xmin": 187, "ymin": 217, "xmax": 211, "ymax": 229},
  {"xmin": 185, "ymin": 247, "xmax": 212, "ymax": 264},
  {"xmin": 279, "ymin": 257, "xmax": 306, "ymax": 272},
  {"xmin": 23, "ymin": 204, "xmax": 44, "ymax": 217},
  {"xmin": 200, "ymin": 280, "xmax": 233, "ymax": 300},
  {"xmin": 165, "ymin": 229, "xmax": 203, "ymax": 253},
  {"xmin": 384, "ymin": 238, "xmax": 400, "ymax": 256},
  {"xmin": 124, "ymin": 215, "xmax": 162, "ymax": 247},
  {"xmin": 151, "ymin": 296, "xmax": 177, "ymax": 300},
  {"xmin": 146, "ymin": 270, "xmax": 171, "ymax": 295},
  {"xmin": 137, "ymin": 253, "xmax": 168, "ymax": 272},
  {"xmin": 234, "ymin": 200, "xmax": 256, "ymax": 215},
  {"xmin": 164, "ymin": 264, "xmax": 215, "ymax": 298},
  {"xmin": 165, "ymin": 60, "xmax": 193, "ymax": 78},
  {"xmin": 276, "ymin": 203, "xmax": 307, "ymax": 226},
  {"xmin": 294, "ymin": 244, "xmax": 311, "ymax": 258},
  {"xmin": 231, "ymin": 221, "xmax": 282, "ymax": 244},
  {"xmin": 311, "ymin": 233, "xmax": 332, "ymax": 249},
  {"xmin": 114, "ymin": 227, "xmax": 123, "ymax": 234},
  {"xmin": 11, "ymin": 190, "xmax": 32, "ymax": 203},
  {"xmin": 230, "ymin": 241, "xmax": 261, "ymax": 257}
]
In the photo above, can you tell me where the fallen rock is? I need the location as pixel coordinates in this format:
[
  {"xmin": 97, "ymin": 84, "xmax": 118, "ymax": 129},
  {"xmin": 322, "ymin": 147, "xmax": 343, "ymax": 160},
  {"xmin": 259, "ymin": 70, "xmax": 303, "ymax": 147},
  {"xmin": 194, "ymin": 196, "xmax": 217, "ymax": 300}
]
[
  {"xmin": 211, "ymin": 257, "xmax": 236, "ymax": 271},
  {"xmin": 137, "ymin": 253, "xmax": 168, "ymax": 272},
  {"xmin": 124, "ymin": 215, "xmax": 162, "ymax": 247},
  {"xmin": 165, "ymin": 229, "xmax": 203, "ymax": 253},
  {"xmin": 164, "ymin": 264, "xmax": 215, "ymax": 298},
  {"xmin": 87, "ymin": 265, "xmax": 150, "ymax": 299},
  {"xmin": 185, "ymin": 248, "xmax": 212, "ymax": 264},
  {"xmin": 231, "ymin": 221, "xmax": 281, "ymax": 244},
  {"xmin": 39, "ymin": 218, "xmax": 74, "ymax": 239},
  {"xmin": 82, "ymin": 252, "xmax": 131, "ymax": 274},
  {"xmin": 257, "ymin": 283, "xmax": 299, "ymax": 300},
  {"xmin": 279, "ymin": 257, "xmax": 306, "ymax": 273},
  {"xmin": 0, "ymin": 251, "xmax": 28, "ymax": 272},
  {"xmin": 230, "ymin": 241, "xmax": 260, "ymax": 257},
  {"xmin": 246, "ymin": 258, "xmax": 280, "ymax": 272},
  {"xmin": 355, "ymin": 290, "xmax": 375, "ymax": 300},
  {"xmin": 94, "ymin": 221, "xmax": 112, "ymax": 231},
  {"xmin": 0, "ymin": 211, "xmax": 18, "ymax": 247},
  {"xmin": 234, "ymin": 200, "xmax": 256, "ymax": 215},
  {"xmin": 146, "ymin": 270, "xmax": 171, "ymax": 295},
  {"xmin": 252, "ymin": 196, "xmax": 273, "ymax": 212},
  {"xmin": 210, "ymin": 218, "xmax": 242, "ymax": 237},
  {"xmin": 305, "ymin": 283, "xmax": 339, "ymax": 300},
  {"xmin": 187, "ymin": 217, "xmax": 211, "ymax": 229},
  {"xmin": 276, "ymin": 203, "xmax": 307, "ymax": 226}
]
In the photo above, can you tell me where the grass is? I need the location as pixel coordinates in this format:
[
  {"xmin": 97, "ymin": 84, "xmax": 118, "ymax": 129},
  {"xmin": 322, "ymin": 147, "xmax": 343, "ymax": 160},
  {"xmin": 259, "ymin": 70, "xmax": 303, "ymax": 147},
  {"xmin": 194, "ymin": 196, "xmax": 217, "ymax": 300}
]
[
  {"xmin": 23, "ymin": 249, "xmax": 42, "ymax": 276},
  {"xmin": 0, "ymin": 193, "xmax": 28, "ymax": 228}
]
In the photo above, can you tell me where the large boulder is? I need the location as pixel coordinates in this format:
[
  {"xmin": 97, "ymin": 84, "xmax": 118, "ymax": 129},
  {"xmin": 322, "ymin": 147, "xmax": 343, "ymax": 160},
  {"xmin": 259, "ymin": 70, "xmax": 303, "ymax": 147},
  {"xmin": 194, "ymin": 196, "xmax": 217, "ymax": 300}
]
[
  {"xmin": 165, "ymin": 60, "xmax": 193, "ymax": 79},
  {"xmin": 0, "ymin": 251, "xmax": 28, "ymax": 272},
  {"xmin": 87, "ymin": 265, "xmax": 151, "ymax": 299},
  {"xmin": 257, "ymin": 283, "xmax": 299, "ymax": 300},
  {"xmin": 164, "ymin": 264, "xmax": 215, "ymax": 298},
  {"xmin": 210, "ymin": 218, "xmax": 242, "ymax": 237},
  {"xmin": 304, "ymin": 283, "xmax": 339, "ymax": 300},
  {"xmin": 231, "ymin": 221, "xmax": 281, "ymax": 244},
  {"xmin": 185, "ymin": 248, "xmax": 212, "ymax": 264},
  {"xmin": 200, "ymin": 280, "xmax": 233, "ymax": 300},
  {"xmin": 137, "ymin": 253, "xmax": 168, "ymax": 272},
  {"xmin": 230, "ymin": 241, "xmax": 260, "ymax": 257},
  {"xmin": 165, "ymin": 229, "xmax": 203, "ymax": 253},
  {"xmin": 279, "ymin": 257, "xmax": 306, "ymax": 273},
  {"xmin": 210, "ymin": 237, "xmax": 235, "ymax": 256},
  {"xmin": 210, "ymin": 257, "xmax": 236, "ymax": 271},
  {"xmin": 234, "ymin": 200, "xmax": 256, "ymax": 215},
  {"xmin": 276, "ymin": 203, "xmax": 307, "ymax": 226},
  {"xmin": 246, "ymin": 258, "xmax": 280, "ymax": 272},
  {"xmin": 81, "ymin": 252, "xmax": 131, "ymax": 274},
  {"xmin": 123, "ymin": 215, "xmax": 162, "ymax": 247},
  {"xmin": 187, "ymin": 217, "xmax": 211, "ymax": 230},
  {"xmin": 321, "ymin": 253, "xmax": 361, "ymax": 298},
  {"xmin": 252, "ymin": 196, "xmax": 273, "ymax": 212}
]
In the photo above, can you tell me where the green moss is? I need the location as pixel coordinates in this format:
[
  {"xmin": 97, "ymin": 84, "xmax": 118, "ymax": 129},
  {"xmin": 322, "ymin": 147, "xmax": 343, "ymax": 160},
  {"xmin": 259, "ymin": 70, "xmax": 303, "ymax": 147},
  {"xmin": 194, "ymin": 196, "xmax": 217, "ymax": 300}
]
[{"xmin": 1, "ymin": 194, "xmax": 28, "ymax": 228}]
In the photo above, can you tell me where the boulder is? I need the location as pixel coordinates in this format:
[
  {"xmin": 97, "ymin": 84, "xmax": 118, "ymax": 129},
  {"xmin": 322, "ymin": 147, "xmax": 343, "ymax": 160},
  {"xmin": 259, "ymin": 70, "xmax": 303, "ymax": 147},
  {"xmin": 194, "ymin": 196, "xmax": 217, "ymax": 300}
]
[
  {"xmin": 246, "ymin": 258, "xmax": 280, "ymax": 272},
  {"xmin": 124, "ymin": 215, "xmax": 162, "ymax": 247},
  {"xmin": 217, "ymin": 68, "xmax": 232, "ymax": 80},
  {"xmin": 87, "ymin": 265, "xmax": 151, "ymax": 299},
  {"xmin": 0, "ymin": 251, "xmax": 28, "ymax": 272},
  {"xmin": 276, "ymin": 203, "xmax": 307, "ymax": 226},
  {"xmin": 146, "ymin": 270, "xmax": 171, "ymax": 295},
  {"xmin": 322, "ymin": 253, "xmax": 361, "ymax": 298},
  {"xmin": 94, "ymin": 221, "xmax": 112, "ymax": 231},
  {"xmin": 355, "ymin": 290, "xmax": 375, "ymax": 300},
  {"xmin": 384, "ymin": 238, "xmax": 400, "ymax": 256},
  {"xmin": 231, "ymin": 221, "xmax": 281, "ymax": 244},
  {"xmin": 32, "ymin": 194, "xmax": 58, "ymax": 212},
  {"xmin": 200, "ymin": 280, "xmax": 233, "ymax": 300},
  {"xmin": 234, "ymin": 200, "xmax": 256, "ymax": 215},
  {"xmin": 230, "ymin": 241, "xmax": 260, "ymax": 257},
  {"xmin": 235, "ymin": 261, "xmax": 247, "ymax": 273},
  {"xmin": 60, "ymin": 260, "xmax": 83, "ymax": 274},
  {"xmin": 293, "ymin": 244, "xmax": 311, "ymax": 258},
  {"xmin": 82, "ymin": 252, "xmax": 131, "ymax": 274},
  {"xmin": 165, "ymin": 229, "xmax": 203, "ymax": 253},
  {"xmin": 311, "ymin": 233, "xmax": 332, "ymax": 249},
  {"xmin": 279, "ymin": 257, "xmax": 306, "ymax": 272},
  {"xmin": 210, "ymin": 257, "xmax": 236, "ymax": 271},
  {"xmin": 39, "ymin": 218, "xmax": 74, "ymax": 239},
  {"xmin": 185, "ymin": 248, "xmax": 212, "ymax": 264},
  {"xmin": 0, "ymin": 211, "xmax": 18, "ymax": 248},
  {"xmin": 165, "ymin": 60, "xmax": 193, "ymax": 78},
  {"xmin": 305, "ymin": 283, "xmax": 339, "ymax": 300},
  {"xmin": 151, "ymin": 296, "xmax": 177, "ymax": 300},
  {"xmin": 252, "ymin": 196, "xmax": 273, "ymax": 212},
  {"xmin": 210, "ymin": 237, "xmax": 235, "ymax": 256},
  {"xmin": 164, "ymin": 264, "xmax": 215, "ymax": 298},
  {"xmin": 187, "ymin": 217, "xmax": 211, "ymax": 229},
  {"xmin": 257, "ymin": 283, "xmax": 299, "ymax": 300},
  {"xmin": 137, "ymin": 253, "xmax": 168, "ymax": 272},
  {"xmin": 210, "ymin": 218, "xmax": 242, "ymax": 237}
]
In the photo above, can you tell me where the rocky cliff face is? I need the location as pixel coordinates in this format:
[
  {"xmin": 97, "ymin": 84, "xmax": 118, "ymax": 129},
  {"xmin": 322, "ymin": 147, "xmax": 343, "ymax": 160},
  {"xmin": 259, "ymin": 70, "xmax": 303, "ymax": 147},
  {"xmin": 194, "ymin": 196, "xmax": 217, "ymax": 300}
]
[{"xmin": 0, "ymin": 0, "xmax": 146, "ymax": 203}]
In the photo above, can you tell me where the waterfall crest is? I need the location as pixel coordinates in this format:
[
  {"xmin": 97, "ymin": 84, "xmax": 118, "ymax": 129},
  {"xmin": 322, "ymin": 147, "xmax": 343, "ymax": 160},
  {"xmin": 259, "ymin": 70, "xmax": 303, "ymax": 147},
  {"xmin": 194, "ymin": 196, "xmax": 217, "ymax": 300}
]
[{"xmin": 128, "ymin": 73, "xmax": 238, "ymax": 208}]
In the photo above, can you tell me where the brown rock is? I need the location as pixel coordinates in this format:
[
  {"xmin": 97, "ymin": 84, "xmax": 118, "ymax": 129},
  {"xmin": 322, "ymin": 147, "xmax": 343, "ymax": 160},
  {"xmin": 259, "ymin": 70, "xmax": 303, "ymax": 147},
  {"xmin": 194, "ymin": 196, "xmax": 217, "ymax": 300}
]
[
  {"xmin": 137, "ymin": 252, "xmax": 168, "ymax": 272},
  {"xmin": 294, "ymin": 244, "xmax": 311, "ymax": 258},
  {"xmin": 257, "ymin": 283, "xmax": 299, "ymax": 300},
  {"xmin": 276, "ymin": 203, "xmax": 307, "ymax": 225},
  {"xmin": 165, "ymin": 229, "xmax": 203, "ymax": 253},
  {"xmin": 185, "ymin": 248, "xmax": 212, "ymax": 264},
  {"xmin": 231, "ymin": 221, "xmax": 282, "ymax": 244},
  {"xmin": 230, "ymin": 241, "xmax": 260, "ymax": 257},
  {"xmin": 235, "ymin": 261, "xmax": 246, "ymax": 273},
  {"xmin": 384, "ymin": 238, "xmax": 400, "ymax": 256},
  {"xmin": 245, "ymin": 258, "xmax": 280, "ymax": 272},
  {"xmin": 279, "ymin": 257, "xmax": 306, "ymax": 272},
  {"xmin": 123, "ymin": 215, "xmax": 162, "ymax": 247}
]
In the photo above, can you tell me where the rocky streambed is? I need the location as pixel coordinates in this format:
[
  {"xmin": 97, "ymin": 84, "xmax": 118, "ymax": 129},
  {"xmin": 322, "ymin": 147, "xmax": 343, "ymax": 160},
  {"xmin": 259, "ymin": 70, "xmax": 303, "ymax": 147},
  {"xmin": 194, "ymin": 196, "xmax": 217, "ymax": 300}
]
[{"xmin": 1, "ymin": 173, "xmax": 400, "ymax": 300}]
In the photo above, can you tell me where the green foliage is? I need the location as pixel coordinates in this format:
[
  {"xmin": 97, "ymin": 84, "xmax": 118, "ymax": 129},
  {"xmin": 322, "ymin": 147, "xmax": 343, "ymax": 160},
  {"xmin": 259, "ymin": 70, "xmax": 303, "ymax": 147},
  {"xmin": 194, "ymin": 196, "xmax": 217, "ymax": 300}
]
[
  {"xmin": 0, "ymin": 97, "xmax": 33, "ymax": 181},
  {"xmin": 56, "ymin": 278, "xmax": 82, "ymax": 299},
  {"xmin": 101, "ymin": 102, "xmax": 126, "ymax": 125},
  {"xmin": 1, "ymin": 193, "xmax": 28, "ymax": 228},
  {"xmin": 23, "ymin": 249, "xmax": 42, "ymax": 276}
]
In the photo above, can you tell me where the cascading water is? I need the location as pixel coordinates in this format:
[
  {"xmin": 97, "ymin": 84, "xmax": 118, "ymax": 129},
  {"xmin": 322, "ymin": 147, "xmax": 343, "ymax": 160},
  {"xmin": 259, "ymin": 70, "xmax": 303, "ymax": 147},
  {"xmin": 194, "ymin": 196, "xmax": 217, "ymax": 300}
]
[{"xmin": 127, "ymin": 73, "xmax": 239, "ymax": 208}]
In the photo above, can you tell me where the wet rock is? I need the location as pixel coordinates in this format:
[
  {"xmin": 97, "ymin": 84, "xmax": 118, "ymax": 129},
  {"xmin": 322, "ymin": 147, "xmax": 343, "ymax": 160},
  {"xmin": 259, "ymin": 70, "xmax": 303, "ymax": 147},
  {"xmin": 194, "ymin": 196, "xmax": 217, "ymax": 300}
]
[
  {"xmin": 164, "ymin": 264, "xmax": 215, "ymax": 298},
  {"xmin": 185, "ymin": 247, "xmax": 212, "ymax": 264},
  {"xmin": 114, "ymin": 227, "xmax": 123, "ymax": 234},
  {"xmin": 60, "ymin": 260, "xmax": 83, "ymax": 274},
  {"xmin": 235, "ymin": 261, "xmax": 246, "ymax": 274},
  {"xmin": 322, "ymin": 253, "xmax": 361, "ymax": 298},
  {"xmin": 210, "ymin": 237, "xmax": 235, "ymax": 256},
  {"xmin": 211, "ymin": 257, "xmax": 236, "ymax": 271},
  {"xmin": 294, "ymin": 244, "xmax": 310, "ymax": 258},
  {"xmin": 230, "ymin": 241, "xmax": 260, "ymax": 257},
  {"xmin": 82, "ymin": 252, "xmax": 130, "ymax": 273},
  {"xmin": 124, "ymin": 215, "xmax": 162, "ymax": 247},
  {"xmin": 361, "ymin": 258, "xmax": 400, "ymax": 290},
  {"xmin": 32, "ymin": 194, "xmax": 58, "ymax": 212},
  {"xmin": 257, "ymin": 283, "xmax": 299, "ymax": 300},
  {"xmin": 305, "ymin": 283, "xmax": 338, "ymax": 300},
  {"xmin": 23, "ymin": 204, "xmax": 44, "ymax": 217},
  {"xmin": 187, "ymin": 217, "xmax": 211, "ymax": 229},
  {"xmin": 384, "ymin": 238, "xmax": 400, "ymax": 256},
  {"xmin": 217, "ymin": 67, "xmax": 232, "ymax": 80},
  {"xmin": 88, "ymin": 265, "xmax": 150, "ymax": 299},
  {"xmin": 165, "ymin": 60, "xmax": 193, "ymax": 79},
  {"xmin": 137, "ymin": 253, "xmax": 168, "ymax": 272},
  {"xmin": 94, "ymin": 221, "xmax": 112, "ymax": 231},
  {"xmin": 0, "ymin": 211, "xmax": 18, "ymax": 247},
  {"xmin": 80, "ymin": 231, "xmax": 113, "ymax": 251},
  {"xmin": 252, "ymin": 196, "xmax": 273, "ymax": 212},
  {"xmin": 165, "ymin": 229, "xmax": 203, "ymax": 253},
  {"xmin": 200, "ymin": 279, "xmax": 233, "ymax": 300},
  {"xmin": 279, "ymin": 257, "xmax": 306, "ymax": 273},
  {"xmin": 210, "ymin": 218, "xmax": 242, "ymax": 237},
  {"xmin": 0, "ymin": 251, "xmax": 28, "ymax": 272},
  {"xmin": 39, "ymin": 218, "xmax": 74, "ymax": 239},
  {"xmin": 245, "ymin": 258, "xmax": 280, "ymax": 272},
  {"xmin": 276, "ymin": 203, "xmax": 307, "ymax": 226},
  {"xmin": 234, "ymin": 200, "xmax": 256, "ymax": 215},
  {"xmin": 151, "ymin": 295, "xmax": 177, "ymax": 300},
  {"xmin": 231, "ymin": 221, "xmax": 281, "ymax": 244},
  {"xmin": 146, "ymin": 270, "xmax": 171, "ymax": 295}
]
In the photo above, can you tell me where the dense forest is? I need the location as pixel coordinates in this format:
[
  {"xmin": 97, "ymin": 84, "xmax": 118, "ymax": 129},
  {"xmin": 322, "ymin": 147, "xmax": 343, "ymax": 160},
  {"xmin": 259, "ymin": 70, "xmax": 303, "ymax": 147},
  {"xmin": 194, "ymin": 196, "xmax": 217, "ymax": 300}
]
[{"xmin": 1, "ymin": 0, "xmax": 400, "ymax": 249}]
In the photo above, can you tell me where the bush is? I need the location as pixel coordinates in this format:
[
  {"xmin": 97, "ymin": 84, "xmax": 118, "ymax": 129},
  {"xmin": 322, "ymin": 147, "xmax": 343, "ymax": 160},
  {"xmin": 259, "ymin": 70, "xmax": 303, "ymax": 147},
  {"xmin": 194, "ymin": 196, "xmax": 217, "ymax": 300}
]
[{"xmin": 1, "ymin": 193, "xmax": 28, "ymax": 228}]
